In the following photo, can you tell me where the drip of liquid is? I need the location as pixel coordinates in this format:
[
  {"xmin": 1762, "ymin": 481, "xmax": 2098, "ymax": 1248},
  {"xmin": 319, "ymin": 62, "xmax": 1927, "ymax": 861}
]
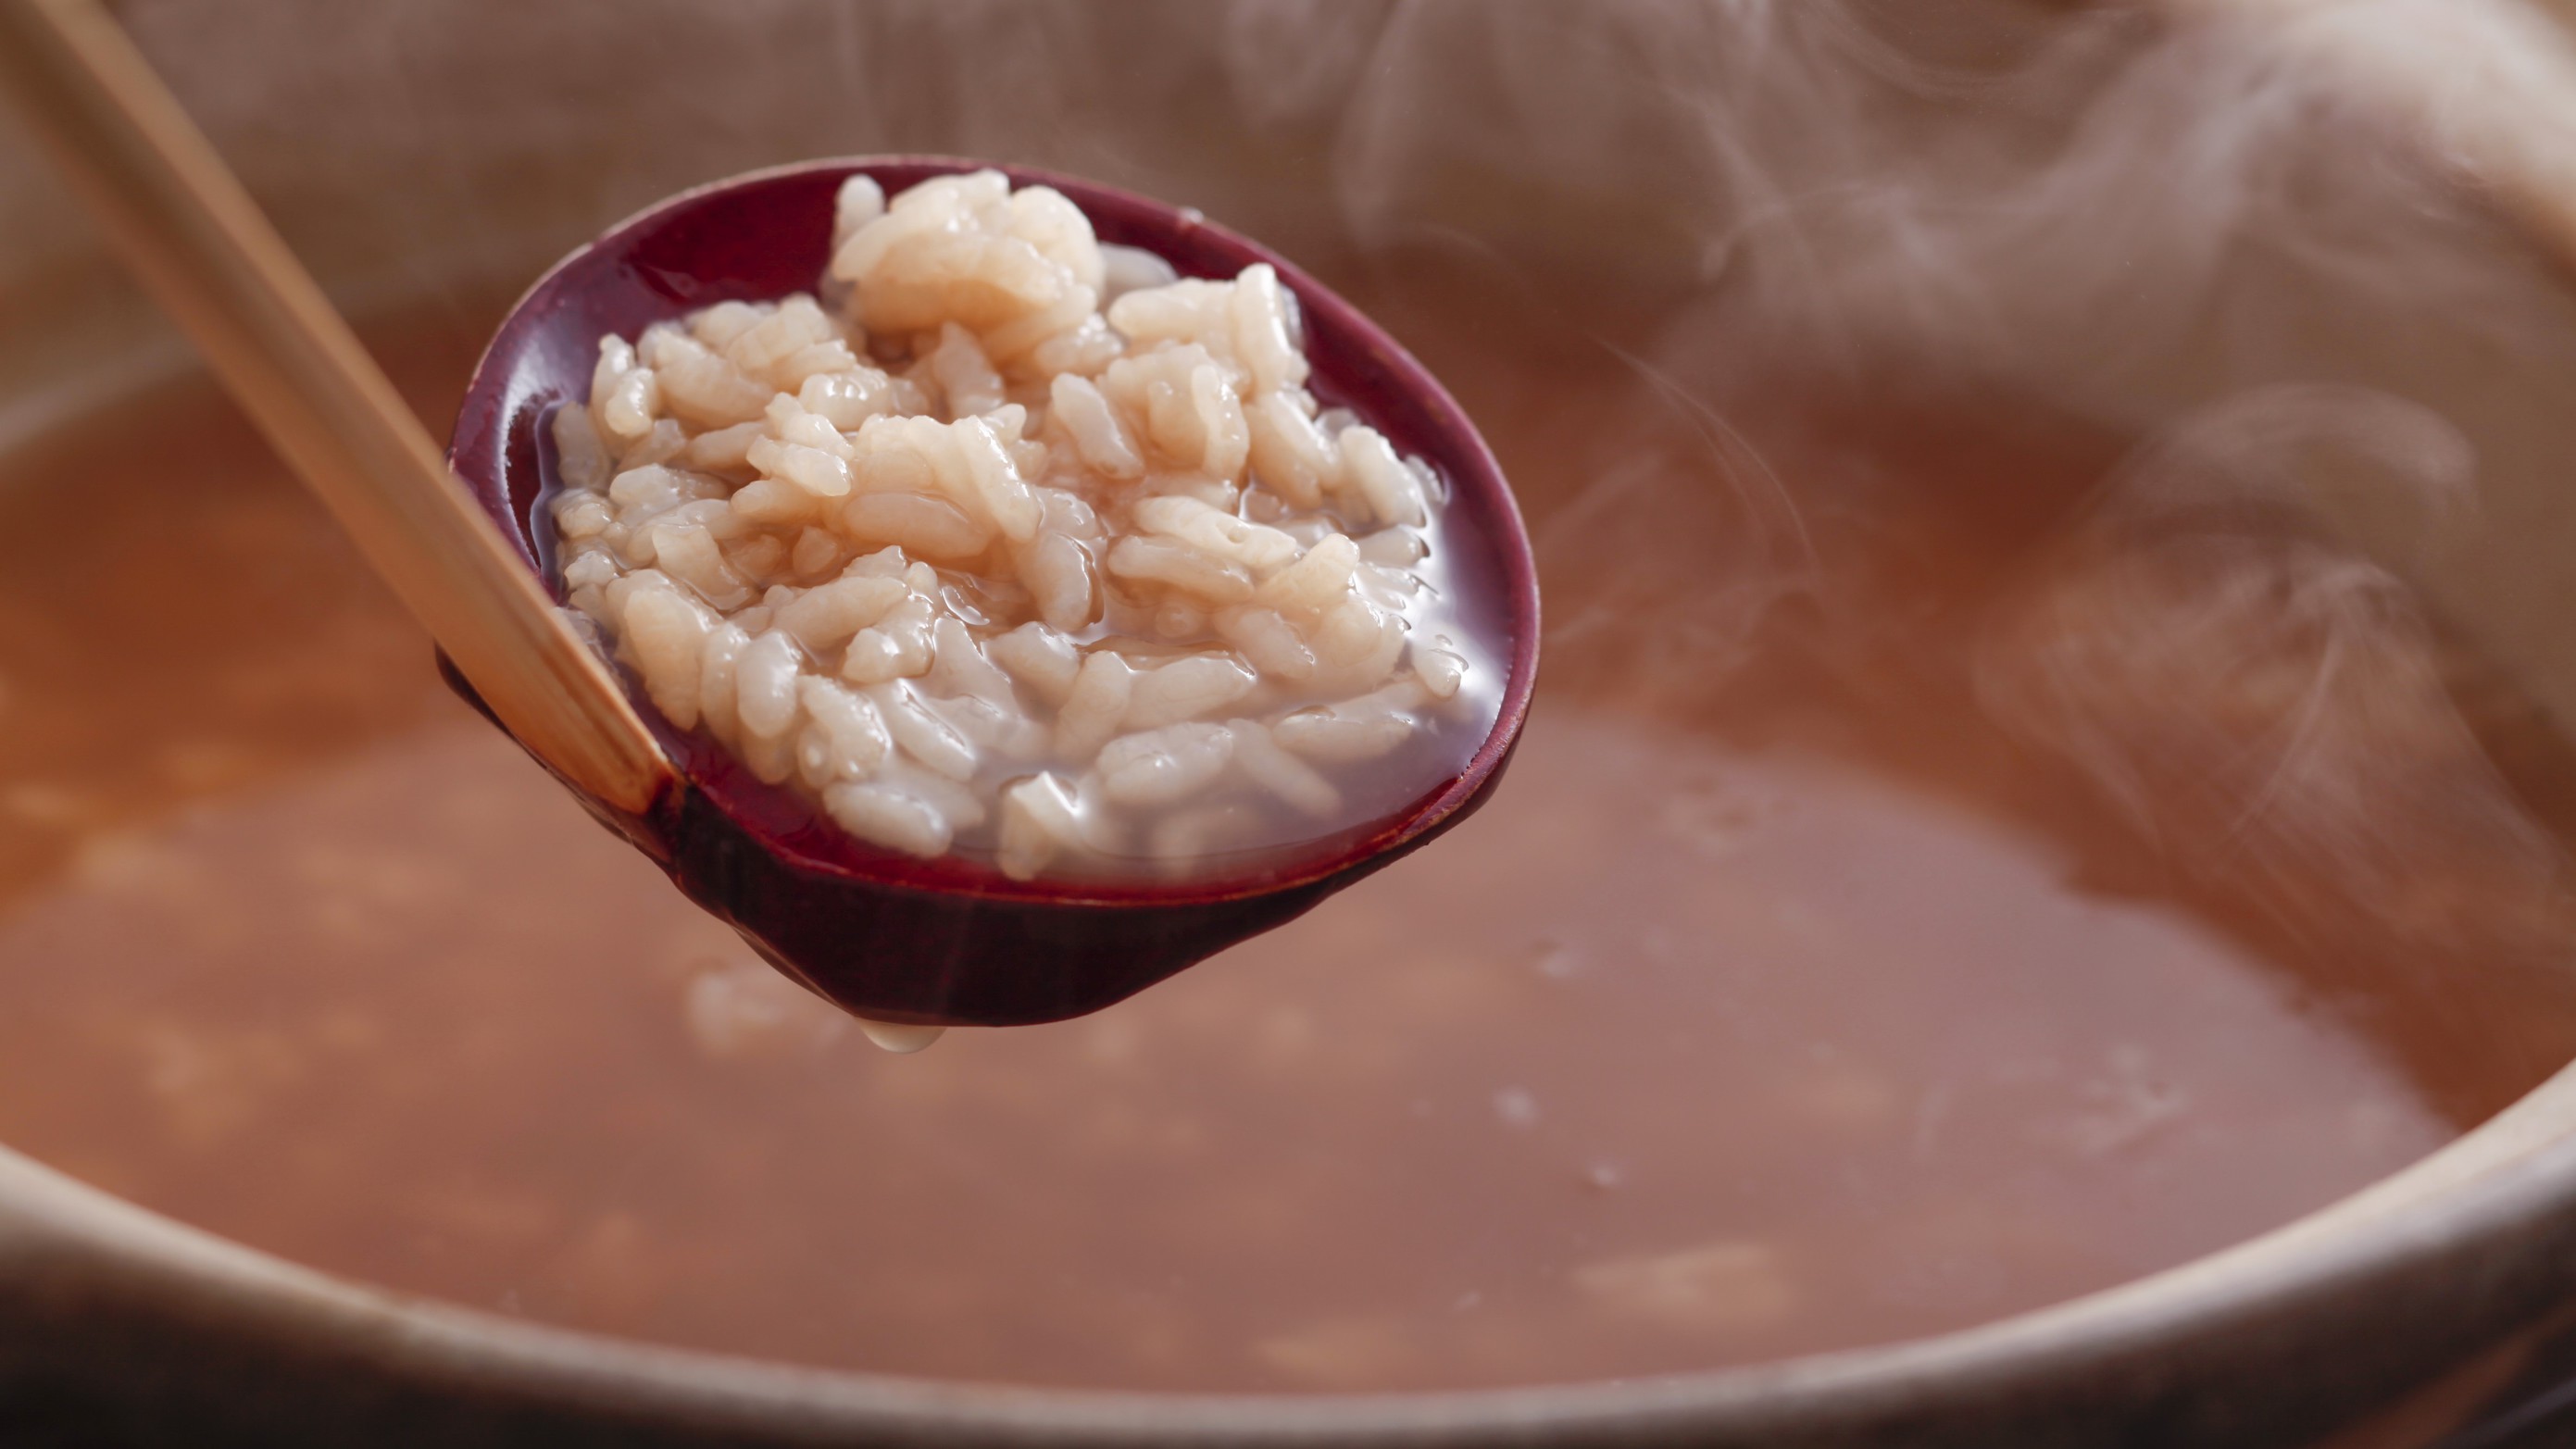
[{"xmin": 855, "ymin": 1018, "xmax": 945, "ymax": 1054}]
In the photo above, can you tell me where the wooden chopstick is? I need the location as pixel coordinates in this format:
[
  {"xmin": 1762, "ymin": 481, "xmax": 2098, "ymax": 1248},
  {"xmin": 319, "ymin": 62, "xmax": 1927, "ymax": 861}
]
[{"xmin": 0, "ymin": 0, "xmax": 671, "ymax": 814}]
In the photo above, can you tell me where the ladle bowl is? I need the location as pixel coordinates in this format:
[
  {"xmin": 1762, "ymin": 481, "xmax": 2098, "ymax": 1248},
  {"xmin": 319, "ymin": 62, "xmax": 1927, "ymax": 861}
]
[{"xmin": 445, "ymin": 156, "xmax": 1540, "ymax": 1028}]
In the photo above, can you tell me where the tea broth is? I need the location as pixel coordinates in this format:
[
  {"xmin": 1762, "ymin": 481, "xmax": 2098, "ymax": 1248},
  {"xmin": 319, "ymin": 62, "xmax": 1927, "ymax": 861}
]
[{"xmin": 0, "ymin": 281, "xmax": 2571, "ymax": 1393}]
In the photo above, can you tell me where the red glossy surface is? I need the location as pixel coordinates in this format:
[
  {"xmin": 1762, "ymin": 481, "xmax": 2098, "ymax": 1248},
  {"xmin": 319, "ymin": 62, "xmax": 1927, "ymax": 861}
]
[{"xmin": 445, "ymin": 157, "xmax": 1538, "ymax": 1025}]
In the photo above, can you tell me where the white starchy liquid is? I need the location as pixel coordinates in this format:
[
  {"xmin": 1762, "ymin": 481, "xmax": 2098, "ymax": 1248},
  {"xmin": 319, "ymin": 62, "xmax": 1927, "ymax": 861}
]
[{"xmin": 547, "ymin": 171, "xmax": 1500, "ymax": 880}]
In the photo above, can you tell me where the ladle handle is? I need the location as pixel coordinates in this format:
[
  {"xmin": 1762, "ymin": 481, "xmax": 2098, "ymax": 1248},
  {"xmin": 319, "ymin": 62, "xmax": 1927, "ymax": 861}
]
[{"xmin": 0, "ymin": 0, "xmax": 672, "ymax": 814}]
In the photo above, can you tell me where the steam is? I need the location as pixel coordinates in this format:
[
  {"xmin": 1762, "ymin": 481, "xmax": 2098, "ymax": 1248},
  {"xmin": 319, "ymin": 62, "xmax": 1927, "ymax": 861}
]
[
  {"xmin": 38, "ymin": 0, "xmax": 2576, "ymax": 964},
  {"xmin": 1199, "ymin": 0, "xmax": 2576, "ymax": 950},
  {"xmin": 69, "ymin": 0, "xmax": 2576, "ymax": 398},
  {"xmin": 1209, "ymin": 0, "xmax": 2569, "ymax": 373},
  {"xmin": 1532, "ymin": 345, "xmax": 1823, "ymax": 709},
  {"xmin": 1976, "ymin": 385, "xmax": 2567, "ymax": 953},
  {"xmin": 2089, "ymin": 385, "xmax": 2476, "ymax": 538}
]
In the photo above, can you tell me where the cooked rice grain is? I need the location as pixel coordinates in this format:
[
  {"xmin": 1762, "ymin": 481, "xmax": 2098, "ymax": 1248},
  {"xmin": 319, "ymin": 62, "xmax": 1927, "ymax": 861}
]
[{"xmin": 552, "ymin": 170, "xmax": 1487, "ymax": 880}]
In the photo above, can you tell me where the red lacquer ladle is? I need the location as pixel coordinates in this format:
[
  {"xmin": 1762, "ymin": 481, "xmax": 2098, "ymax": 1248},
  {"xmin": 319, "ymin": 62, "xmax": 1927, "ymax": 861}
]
[{"xmin": 1, "ymin": 1, "xmax": 1538, "ymax": 1033}]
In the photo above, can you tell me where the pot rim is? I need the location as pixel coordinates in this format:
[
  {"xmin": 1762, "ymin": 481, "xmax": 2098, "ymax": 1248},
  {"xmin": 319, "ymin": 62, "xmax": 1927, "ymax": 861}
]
[{"xmin": 9, "ymin": 1060, "xmax": 2576, "ymax": 1443}]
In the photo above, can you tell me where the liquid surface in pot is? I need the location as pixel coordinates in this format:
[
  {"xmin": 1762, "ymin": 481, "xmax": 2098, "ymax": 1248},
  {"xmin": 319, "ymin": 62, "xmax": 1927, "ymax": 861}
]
[{"xmin": 2, "ymin": 272, "xmax": 2575, "ymax": 1393}]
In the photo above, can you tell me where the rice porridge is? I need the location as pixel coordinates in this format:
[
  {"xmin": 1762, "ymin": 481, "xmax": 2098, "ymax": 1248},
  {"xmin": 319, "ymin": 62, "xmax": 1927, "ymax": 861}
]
[
  {"xmin": 8, "ymin": 278, "xmax": 2576, "ymax": 1390},
  {"xmin": 550, "ymin": 171, "xmax": 1500, "ymax": 880}
]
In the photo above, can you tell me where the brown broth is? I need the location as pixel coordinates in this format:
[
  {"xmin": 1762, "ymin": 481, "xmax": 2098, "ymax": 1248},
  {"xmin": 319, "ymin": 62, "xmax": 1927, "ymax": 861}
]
[{"xmin": 0, "ymin": 281, "xmax": 2573, "ymax": 1393}]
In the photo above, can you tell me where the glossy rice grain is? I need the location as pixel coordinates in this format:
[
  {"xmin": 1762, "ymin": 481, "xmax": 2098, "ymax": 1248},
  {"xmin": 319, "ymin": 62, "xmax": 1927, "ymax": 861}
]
[{"xmin": 549, "ymin": 171, "xmax": 1501, "ymax": 881}]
